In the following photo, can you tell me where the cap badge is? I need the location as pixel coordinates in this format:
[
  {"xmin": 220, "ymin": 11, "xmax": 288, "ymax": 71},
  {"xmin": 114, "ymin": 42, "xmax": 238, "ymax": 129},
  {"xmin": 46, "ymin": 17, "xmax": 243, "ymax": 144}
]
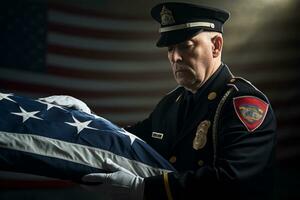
[
  {"xmin": 160, "ymin": 6, "xmax": 175, "ymax": 26},
  {"xmin": 193, "ymin": 120, "xmax": 211, "ymax": 150}
]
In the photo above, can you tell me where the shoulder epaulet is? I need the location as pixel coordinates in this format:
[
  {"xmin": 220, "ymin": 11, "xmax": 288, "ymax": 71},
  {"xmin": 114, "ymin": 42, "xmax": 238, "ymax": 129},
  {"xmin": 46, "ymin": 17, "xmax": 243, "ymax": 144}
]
[
  {"xmin": 227, "ymin": 77, "xmax": 269, "ymax": 102},
  {"xmin": 227, "ymin": 77, "xmax": 256, "ymax": 91}
]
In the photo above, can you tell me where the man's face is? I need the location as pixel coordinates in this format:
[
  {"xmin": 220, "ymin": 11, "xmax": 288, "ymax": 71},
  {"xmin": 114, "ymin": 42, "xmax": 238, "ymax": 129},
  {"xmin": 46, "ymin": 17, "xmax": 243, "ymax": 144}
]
[{"xmin": 167, "ymin": 32, "xmax": 215, "ymax": 91}]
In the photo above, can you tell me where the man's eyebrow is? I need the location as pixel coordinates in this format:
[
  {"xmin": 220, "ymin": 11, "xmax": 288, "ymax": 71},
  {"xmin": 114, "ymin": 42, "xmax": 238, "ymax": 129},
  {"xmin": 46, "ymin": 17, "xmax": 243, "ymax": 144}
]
[{"xmin": 180, "ymin": 40, "xmax": 194, "ymax": 45}]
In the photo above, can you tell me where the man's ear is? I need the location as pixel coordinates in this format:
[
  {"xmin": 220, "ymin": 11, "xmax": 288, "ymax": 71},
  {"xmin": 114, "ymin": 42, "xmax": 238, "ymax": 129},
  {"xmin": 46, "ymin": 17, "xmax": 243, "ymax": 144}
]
[{"xmin": 211, "ymin": 34, "xmax": 223, "ymax": 58}]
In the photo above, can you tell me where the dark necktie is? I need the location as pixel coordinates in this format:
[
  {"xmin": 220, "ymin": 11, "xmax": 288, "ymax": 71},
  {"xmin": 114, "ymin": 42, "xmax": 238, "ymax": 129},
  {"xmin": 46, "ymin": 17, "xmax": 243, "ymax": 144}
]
[{"xmin": 177, "ymin": 91, "xmax": 195, "ymax": 132}]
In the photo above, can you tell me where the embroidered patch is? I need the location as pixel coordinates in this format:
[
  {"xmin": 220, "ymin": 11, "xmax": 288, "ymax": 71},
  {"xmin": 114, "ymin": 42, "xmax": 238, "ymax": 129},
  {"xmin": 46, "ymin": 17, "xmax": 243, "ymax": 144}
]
[{"xmin": 233, "ymin": 96, "xmax": 269, "ymax": 132}]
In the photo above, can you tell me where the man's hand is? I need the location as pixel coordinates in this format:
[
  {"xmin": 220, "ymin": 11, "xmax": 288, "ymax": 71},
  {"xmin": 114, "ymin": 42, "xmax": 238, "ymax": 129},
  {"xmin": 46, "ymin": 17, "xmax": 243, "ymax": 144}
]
[
  {"xmin": 39, "ymin": 95, "xmax": 91, "ymax": 114},
  {"xmin": 81, "ymin": 159, "xmax": 144, "ymax": 200}
]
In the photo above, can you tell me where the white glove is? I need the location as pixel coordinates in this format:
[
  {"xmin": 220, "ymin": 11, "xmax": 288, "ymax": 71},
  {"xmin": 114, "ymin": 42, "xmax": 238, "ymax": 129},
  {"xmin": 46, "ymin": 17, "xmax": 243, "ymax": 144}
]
[
  {"xmin": 81, "ymin": 159, "xmax": 144, "ymax": 200},
  {"xmin": 38, "ymin": 95, "xmax": 91, "ymax": 114}
]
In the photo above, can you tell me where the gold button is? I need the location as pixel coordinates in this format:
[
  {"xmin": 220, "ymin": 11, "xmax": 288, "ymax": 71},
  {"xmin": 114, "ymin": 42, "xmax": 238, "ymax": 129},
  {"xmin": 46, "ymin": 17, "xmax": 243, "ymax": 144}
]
[
  {"xmin": 230, "ymin": 78, "xmax": 235, "ymax": 83},
  {"xmin": 208, "ymin": 92, "xmax": 217, "ymax": 100},
  {"xmin": 169, "ymin": 156, "xmax": 177, "ymax": 164},
  {"xmin": 197, "ymin": 160, "xmax": 204, "ymax": 167}
]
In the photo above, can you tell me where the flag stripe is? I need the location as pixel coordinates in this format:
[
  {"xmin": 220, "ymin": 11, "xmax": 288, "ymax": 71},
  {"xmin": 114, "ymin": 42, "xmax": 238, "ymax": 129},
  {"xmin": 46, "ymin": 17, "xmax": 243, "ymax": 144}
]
[
  {"xmin": 47, "ymin": 54, "xmax": 170, "ymax": 72},
  {"xmin": 48, "ymin": 2, "xmax": 152, "ymax": 21},
  {"xmin": 48, "ymin": 44, "xmax": 165, "ymax": 61},
  {"xmin": 48, "ymin": 22, "xmax": 157, "ymax": 40},
  {"xmin": 0, "ymin": 79, "xmax": 169, "ymax": 98},
  {"xmin": 47, "ymin": 62, "xmax": 298, "ymax": 83},
  {"xmin": 0, "ymin": 68, "xmax": 175, "ymax": 91},
  {"xmin": 47, "ymin": 65, "xmax": 173, "ymax": 81},
  {"xmin": 0, "ymin": 131, "xmax": 172, "ymax": 177},
  {"xmin": 48, "ymin": 9, "xmax": 155, "ymax": 32},
  {"xmin": 48, "ymin": 32, "xmax": 158, "ymax": 52}
]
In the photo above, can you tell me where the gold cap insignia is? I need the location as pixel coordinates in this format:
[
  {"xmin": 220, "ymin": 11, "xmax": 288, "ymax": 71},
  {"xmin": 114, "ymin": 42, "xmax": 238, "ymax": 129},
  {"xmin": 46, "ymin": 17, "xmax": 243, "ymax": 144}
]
[
  {"xmin": 193, "ymin": 120, "xmax": 211, "ymax": 150},
  {"xmin": 160, "ymin": 6, "xmax": 175, "ymax": 26}
]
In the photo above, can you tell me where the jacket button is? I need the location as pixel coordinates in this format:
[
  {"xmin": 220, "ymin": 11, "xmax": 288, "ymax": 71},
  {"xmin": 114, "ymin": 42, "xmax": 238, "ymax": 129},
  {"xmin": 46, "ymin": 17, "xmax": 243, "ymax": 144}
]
[
  {"xmin": 169, "ymin": 156, "xmax": 177, "ymax": 164},
  {"xmin": 208, "ymin": 92, "xmax": 217, "ymax": 100},
  {"xmin": 197, "ymin": 160, "xmax": 204, "ymax": 167}
]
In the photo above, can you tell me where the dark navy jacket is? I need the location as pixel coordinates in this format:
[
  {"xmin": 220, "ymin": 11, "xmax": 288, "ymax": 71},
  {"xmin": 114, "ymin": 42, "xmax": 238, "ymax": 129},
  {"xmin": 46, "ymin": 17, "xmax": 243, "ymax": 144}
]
[{"xmin": 125, "ymin": 64, "xmax": 277, "ymax": 200}]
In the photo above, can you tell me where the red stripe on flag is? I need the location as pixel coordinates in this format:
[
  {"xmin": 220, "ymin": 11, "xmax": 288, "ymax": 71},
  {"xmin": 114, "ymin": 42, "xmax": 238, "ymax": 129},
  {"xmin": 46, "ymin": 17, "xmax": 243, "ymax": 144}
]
[
  {"xmin": 48, "ymin": 2, "xmax": 151, "ymax": 21},
  {"xmin": 47, "ymin": 44, "xmax": 165, "ymax": 61},
  {"xmin": 47, "ymin": 65, "xmax": 172, "ymax": 81},
  {"xmin": 0, "ymin": 79, "xmax": 168, "ymax": 98},
  {"xmin": 49, "ymin": 23, "xmax": 157, "ymax": 41}
]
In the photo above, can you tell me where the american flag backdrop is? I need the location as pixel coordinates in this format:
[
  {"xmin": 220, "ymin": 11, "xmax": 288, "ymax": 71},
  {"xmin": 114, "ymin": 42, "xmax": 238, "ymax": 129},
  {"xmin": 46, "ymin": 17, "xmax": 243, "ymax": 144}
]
[
  {"xmin": 0, "ymin": 0, "xmax": 300, "ymax": 199},
  {"xmin": 0, "ymin": 0, "xmax": 174, "ymax": 126}
]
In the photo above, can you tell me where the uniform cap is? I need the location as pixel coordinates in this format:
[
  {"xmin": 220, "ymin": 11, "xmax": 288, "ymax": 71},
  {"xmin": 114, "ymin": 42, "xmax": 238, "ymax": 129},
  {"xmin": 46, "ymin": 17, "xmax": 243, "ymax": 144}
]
[{"xmin": 151, "ymin": 2, "xmax": 230, "ymax": 47}]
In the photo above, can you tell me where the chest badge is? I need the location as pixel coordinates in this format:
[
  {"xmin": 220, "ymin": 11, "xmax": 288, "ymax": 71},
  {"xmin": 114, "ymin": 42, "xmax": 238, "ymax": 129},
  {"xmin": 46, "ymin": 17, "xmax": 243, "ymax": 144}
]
[{"xmin": 193, "ymin": 120, "xmax": 211, "ymax": 150}]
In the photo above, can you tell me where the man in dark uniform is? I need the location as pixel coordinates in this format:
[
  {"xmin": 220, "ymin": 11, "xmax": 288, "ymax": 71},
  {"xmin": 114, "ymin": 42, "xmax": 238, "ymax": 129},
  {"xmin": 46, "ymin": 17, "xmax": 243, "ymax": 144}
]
[{"xmin": 82, "ymin": 2, "xmax": 277, "ymax": 200}]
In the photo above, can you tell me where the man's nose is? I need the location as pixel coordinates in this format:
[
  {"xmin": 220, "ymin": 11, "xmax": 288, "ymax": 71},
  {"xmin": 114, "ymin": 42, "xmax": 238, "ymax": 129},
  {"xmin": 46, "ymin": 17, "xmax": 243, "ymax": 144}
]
[{"xmin": 169, "ymin": 48, "xmax": 182, "ymax": 63}]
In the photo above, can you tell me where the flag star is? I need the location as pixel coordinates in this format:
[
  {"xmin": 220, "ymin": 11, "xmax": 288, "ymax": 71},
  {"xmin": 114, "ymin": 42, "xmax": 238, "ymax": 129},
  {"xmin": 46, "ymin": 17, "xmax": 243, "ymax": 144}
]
[
  {"xmin": 0, "ymin": 92, "xmax": 16, "ymax": 103},
  {"xmin": 121, "ymin": 129, "xmax": 140, "ymax": 145},
  {"xmin": 37, "ymin": 100, "xmax": 67, "ymax": 111},
  {"xmin": 65, "ymin": 116, "xmax": 98, "ymax": 134},
  {"xmin": 11, "ymin": 107, "xmax": 43, "ymax": 122}
]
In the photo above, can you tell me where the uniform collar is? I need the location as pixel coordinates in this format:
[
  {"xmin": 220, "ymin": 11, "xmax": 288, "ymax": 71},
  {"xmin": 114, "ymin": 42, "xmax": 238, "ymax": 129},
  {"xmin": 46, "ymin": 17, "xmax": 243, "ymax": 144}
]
[
  {"xmin": 172, "ymin": 63, "xmax": 234, "ymax": 149},
  {"xmin": 184, "ymin": 63, "xmax": 230, "ymax": 101}
]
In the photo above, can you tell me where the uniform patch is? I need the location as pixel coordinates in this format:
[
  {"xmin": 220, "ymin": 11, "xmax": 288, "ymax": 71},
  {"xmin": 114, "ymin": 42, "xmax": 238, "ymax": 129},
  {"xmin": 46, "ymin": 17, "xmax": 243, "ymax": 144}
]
[{"xmin": 233, "ymin": 96, "xmax": 269, "ymax": 132}]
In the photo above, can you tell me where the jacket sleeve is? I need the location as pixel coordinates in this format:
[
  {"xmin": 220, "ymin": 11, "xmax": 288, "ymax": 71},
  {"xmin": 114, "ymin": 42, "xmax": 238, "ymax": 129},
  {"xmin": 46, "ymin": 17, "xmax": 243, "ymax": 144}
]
[
  {"xmin": 215, "ymin": 90, "xmax": 277, "ymax": 199},
  {"xmin": 143, "ymin": 90, "xmax": 277, "ymax": 200},
  {"xmin": 125, "ymin": 87, "xmax": 183, "ymax": 141},
  {"xmin": 124, "ymin": 113, "xmax": 152, "ymax": 142}
]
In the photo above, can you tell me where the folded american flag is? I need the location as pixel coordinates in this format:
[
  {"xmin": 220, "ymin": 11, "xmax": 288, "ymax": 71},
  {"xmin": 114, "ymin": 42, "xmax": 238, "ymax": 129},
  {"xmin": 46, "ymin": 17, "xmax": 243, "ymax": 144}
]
[{"xmin": 0, "ymin": 92, "xmax": 175, "ymax": 182}]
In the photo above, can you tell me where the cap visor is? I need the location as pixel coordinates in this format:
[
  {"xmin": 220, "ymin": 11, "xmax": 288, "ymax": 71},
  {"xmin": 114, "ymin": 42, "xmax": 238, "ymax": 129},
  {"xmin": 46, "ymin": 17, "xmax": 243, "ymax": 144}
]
[{"xmin": 156, "ymin": 28, "xmax": 204, "ymax": 47}]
